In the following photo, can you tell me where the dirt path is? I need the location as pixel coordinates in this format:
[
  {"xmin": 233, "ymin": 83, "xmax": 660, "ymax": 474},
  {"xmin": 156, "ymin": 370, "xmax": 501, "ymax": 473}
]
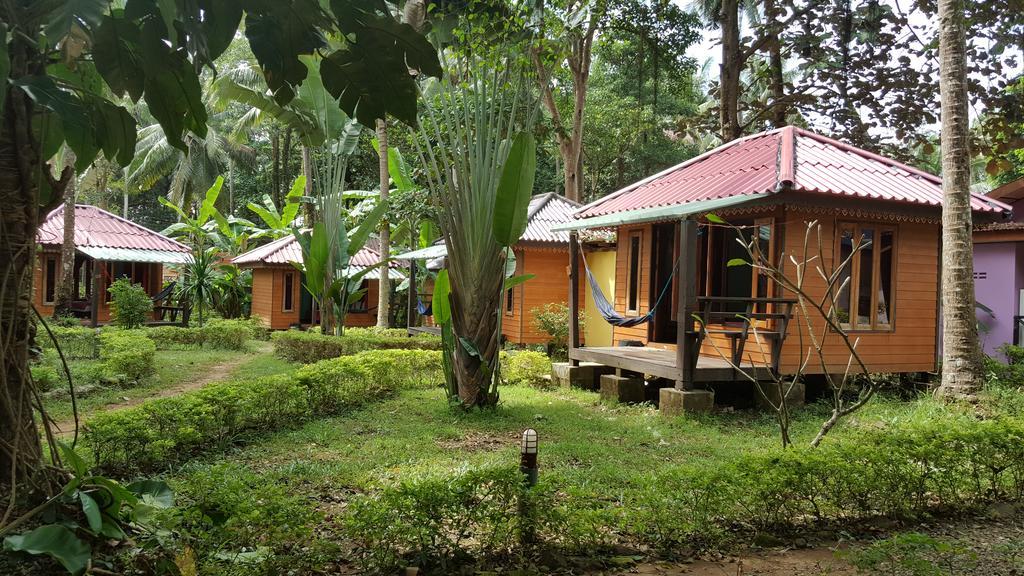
[{"xmin": 52, "ymin": 342, "xmax": 271, "ymax": 437}]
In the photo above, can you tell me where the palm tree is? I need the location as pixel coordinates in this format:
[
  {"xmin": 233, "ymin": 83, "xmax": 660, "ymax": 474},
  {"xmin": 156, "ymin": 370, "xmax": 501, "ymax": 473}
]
[
  {"xmin": 936, "ymin": 0, "xmax": 982, "ymax": 400},
  {"xmin": 125, "ymin": 121, "xmax": 255, "ymax": 211}
]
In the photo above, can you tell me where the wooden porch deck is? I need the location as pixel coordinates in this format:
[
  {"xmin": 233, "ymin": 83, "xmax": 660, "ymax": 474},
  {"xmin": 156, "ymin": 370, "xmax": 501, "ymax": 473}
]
[{"xmin": 569, "ymin": 346, "xmax": 772, "ymax": 382}]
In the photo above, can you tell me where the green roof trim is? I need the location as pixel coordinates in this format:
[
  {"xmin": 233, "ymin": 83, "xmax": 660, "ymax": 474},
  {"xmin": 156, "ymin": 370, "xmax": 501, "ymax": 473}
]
[{"xmin": 552, "ymin": 193, "xmax": 774, "ymax": 232}]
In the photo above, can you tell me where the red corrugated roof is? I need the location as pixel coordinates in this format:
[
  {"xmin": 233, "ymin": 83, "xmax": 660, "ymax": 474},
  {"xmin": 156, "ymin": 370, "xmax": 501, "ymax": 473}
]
[
  {"xmin": 233, "ymin": 234, "xmax": 400, "ymax": 269},
  {"xmin": 576, "ymin": 126, "xmax": 1011, "ymax": 218},
  {"xmin": 37, "ymin": 204, "xmax": 189, "ymax": 253},
  {"xmin": 520, "ymin": 193, "xmax": 581, "ymax": 243}
]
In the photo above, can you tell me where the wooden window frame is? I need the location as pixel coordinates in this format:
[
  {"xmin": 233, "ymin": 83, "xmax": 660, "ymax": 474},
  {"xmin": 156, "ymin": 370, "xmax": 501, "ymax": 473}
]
[
  {"xmin": 834, "ymin": 221, "xmax": 897, "ymax": 332},
  {"xmin": 626, "ymin": 231, "xmax": 642, "ymax": 314},
  {"xmin": 42, "ymin": 255, "xmax": 58, "ymax": 305},
  {"xmin": 282, "ymin": 271, "xmax": 295, "ymax": 313}
]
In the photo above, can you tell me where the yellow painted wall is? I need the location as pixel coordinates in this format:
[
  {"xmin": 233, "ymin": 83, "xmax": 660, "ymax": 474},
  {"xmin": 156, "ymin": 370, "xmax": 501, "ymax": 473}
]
[{"xmin": 584, "ymin": 249, "xmax": 616, "ymax": 347}]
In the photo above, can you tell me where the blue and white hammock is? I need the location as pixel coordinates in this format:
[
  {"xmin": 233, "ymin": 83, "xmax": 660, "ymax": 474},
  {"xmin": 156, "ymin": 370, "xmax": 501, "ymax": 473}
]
[{"xmin": 582, "ymin": 253, "xmax": 679, "ymax": 328}]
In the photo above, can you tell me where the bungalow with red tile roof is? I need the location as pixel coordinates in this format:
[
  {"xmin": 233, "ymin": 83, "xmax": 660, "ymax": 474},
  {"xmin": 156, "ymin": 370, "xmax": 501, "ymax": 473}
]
[
  {"xmin": 232, "ymin": 235, "xmax": 404, "ymax": 330},
  {"xmin": 557, "ymin": 126, "xmax": 1010, "ymax": 409},
  {"xmin": 34, "ymin": 205, "xmax": 191, "ymax": 325}
]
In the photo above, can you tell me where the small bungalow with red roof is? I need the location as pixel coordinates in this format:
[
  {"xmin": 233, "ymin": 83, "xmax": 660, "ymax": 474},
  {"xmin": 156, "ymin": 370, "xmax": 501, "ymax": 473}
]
[
  {"xmin": 34, "ymin": 204, "xmax": 191, "ymax": 325},
  {"xmin": 973, "ymin": 178, "xmax": 1024, "ymax": 357},
  {"xmin": 233, "ymin": 235, "xmax": 404, "ymax": 330},
  {"xmin": 557, "ymin": 126, "xmax": 1010, "ymax": 410},
  {"xmin": 403, "ymin": 192, "xmax": 587, "ymax": 345}
]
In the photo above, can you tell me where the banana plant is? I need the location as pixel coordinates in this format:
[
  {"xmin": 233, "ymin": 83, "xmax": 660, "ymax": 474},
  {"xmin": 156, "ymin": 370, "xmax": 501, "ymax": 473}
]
[
  {"xmin": 248, "ymin": 176, "xmax": 307, "ymax": 239},
  {"xmin": 292, "ymin": 194, "xmax": 389, "ymax": 335}
]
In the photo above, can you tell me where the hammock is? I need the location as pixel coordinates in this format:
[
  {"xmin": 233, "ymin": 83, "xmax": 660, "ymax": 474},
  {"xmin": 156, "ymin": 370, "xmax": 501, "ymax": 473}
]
[
  {"xmin": 582, "ymin": 253, "xmax": 679, "ymax": 328},
  {"xmin": 416, "ymin": 297, "xmax": 432, "ymax": 316}
]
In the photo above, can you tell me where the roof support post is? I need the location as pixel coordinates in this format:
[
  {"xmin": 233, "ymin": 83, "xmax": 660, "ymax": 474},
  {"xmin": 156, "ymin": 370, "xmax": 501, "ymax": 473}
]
[
  {"xmin": 406, "ymin": 258, "xmax": 417, "ymax": 333},
  {"xmin": 569, "ymin": 231, "xmax": 580, "ymax": 366},
  {"xmin": 676, "ymin": 219, "xmax": 698, "ymax": 390},
  {"xmin": 90, "ymin": 258, "xmax": 101, "ymax": 328}
]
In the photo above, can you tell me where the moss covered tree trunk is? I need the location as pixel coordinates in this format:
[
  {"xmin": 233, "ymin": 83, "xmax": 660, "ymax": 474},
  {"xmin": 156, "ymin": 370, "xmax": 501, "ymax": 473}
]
[{"xmin": 0, "ymin": 57, "xmax": 45, "ymax": 492}]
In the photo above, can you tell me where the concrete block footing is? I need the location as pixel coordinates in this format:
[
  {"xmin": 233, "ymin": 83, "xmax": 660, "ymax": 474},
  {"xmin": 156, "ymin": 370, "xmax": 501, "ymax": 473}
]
[{"xmin": 659, "ymin": 388, "xmax": 715, "ymax": 416}]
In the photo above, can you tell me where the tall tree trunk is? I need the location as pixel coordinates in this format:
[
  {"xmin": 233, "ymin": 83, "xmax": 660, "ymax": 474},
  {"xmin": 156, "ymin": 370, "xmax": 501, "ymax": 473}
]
[
  {"xmin": 301, "ymin": 145, "xmax": 314, "ymax": 225},
  {"xmin": 450, "ymin": 259, "xmax": 503, "ymax": 406},
  {"xmin": 765, "ymin": 0, "xmax": 787, "ymax": 127},
  {"xmin": 271, "ymin": 127, "xmax": 281, "ymax": 207},
  {"xmin": 282, "ymin": 127, "xmax": 293, "ymax": 187},
  {"xmin": 936, "ymin": 0, "xmax": 982, "ymax": 400},
  {"xmin": 1, "ymin": 56, "xmax": 50, "ymax": 492},
  {"xmin": 55, "ymin": 150, "xmax": 77, "ymax": 316},
  {"xmin": 375, "ymin": 119, "xmax": 391, "ymax": 328},
  {"xmin": 719, "ymin": 0, "xmax": 742, "ymax": 141}
]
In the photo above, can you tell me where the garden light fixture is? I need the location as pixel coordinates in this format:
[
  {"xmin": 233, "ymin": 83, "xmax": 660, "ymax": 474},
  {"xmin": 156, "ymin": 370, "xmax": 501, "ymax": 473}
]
[{"xmin": 520, "ymin": 428, "xmax": 538, "ymax": 486}]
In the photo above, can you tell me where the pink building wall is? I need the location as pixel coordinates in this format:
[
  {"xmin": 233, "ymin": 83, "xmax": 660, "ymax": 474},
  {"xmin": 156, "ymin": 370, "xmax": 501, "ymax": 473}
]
[{"xmin": 973, "ymin": 197, "xmax": 1024, "ymax": 359}]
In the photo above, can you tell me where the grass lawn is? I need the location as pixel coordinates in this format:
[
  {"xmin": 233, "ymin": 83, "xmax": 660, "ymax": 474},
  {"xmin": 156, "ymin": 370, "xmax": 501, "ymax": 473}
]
[{"xmin": 196, "ymin": 381, "xmax": 961, "ymax": 500}]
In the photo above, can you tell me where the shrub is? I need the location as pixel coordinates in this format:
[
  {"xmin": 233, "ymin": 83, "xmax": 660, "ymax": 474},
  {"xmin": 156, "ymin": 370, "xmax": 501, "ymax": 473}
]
[
  {"xmin": 85, "ymin": 349, "xmax": 443, "ymax": 474},
  {"xmin": 30, "ymin": 364, "xmax": 61, "ymax": 392},
  {"xmin": 108, "ymin": 278, "xmax": 153, "ymax": 329},
  {"xmin": 37, "ymin": 326, "xmax": 99, "ymax": 359},
  {"xmin": 271, "ymin": 328, "xmax": 440, "ymax": 363},
  {"xmin": 99, "ymin": 330, "xmax": 156, "ymax": 383},
  {"xmin": 501, "ymin": 350, "xmax": 552, "ymax": 388},
  {"xmin": 531, "ymin": 302, "xmax": 584, "ymax": 353},
  {"xmin": 147, "ymin": 319, "xmax": 256, "ymax": 351},
  {"xmin": 200, "ymin": 319, "xmax": 251, "ymax": 350},
  {"xmin": 347, "ymin": 416, "xmax": 1024, "ymax": 568},
  {"xmin": 345, "ymin": 466, "xmax": 604, "ymax": 574}
]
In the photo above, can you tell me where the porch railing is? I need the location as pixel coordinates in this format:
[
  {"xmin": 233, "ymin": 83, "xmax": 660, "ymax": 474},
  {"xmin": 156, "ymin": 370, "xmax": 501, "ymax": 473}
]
[{"xmin": 689, "ymin": 296, "xmax": 798, "ymax": 375}]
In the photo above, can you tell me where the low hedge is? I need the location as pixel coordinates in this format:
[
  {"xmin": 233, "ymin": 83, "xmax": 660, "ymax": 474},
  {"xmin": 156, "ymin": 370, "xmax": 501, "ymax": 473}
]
[
  {"xmin": 99, "ymin": 330, "xmax": 156, "ymax": 383},
  {"xmin": 500, "ymin": 350, "xmax": 553, "ymax": 388},
  {"xmin": 37, "ymin": 325, "xmax": 99, "ymax": 359},
  {"xmin": 347, "ymin": 416, "xmax": 1024, "ymax": 571},
  {"xmin": 271, "ymin": 328, "xmax": 441, "ymax": 364},
  {"xmin": 147, "ymin": 319, "xmax": 260, "ymax": 351},
  {"xmin": 84, "ymin": 349, "xmax": 443, "ymax": 474}
]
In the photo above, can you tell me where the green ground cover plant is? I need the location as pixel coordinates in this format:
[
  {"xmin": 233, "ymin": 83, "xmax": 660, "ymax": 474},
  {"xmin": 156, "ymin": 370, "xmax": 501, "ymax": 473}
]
[
  {"xmin": 271, "ymin": 328, "xmax": 441, "ymax": 363},
  {"xmin": 36, "ymin": 326, "xmax": 100, "ymax": 360}
]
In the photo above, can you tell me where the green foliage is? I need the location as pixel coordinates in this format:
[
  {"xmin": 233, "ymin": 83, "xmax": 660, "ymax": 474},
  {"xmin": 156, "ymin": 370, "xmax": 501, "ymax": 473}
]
[
  {"xmin": 345, "ymin": 466, "xmax": 602, "ymax": 574},
  {"xmin": 345, "ymin": 414, "xmax": 1024, "ymax": 567},
  {"xmin": 84, "ymin": 349, "xmax": 442, "ymax": 474},
  {"xmin": 199, "ymin": 319, "xmax": 252, "ymax": 351},
  {"xmin": 107, "ymin": 278, "xmax": 153, "ymax": 329},
  {"xmin": 30, "ymin": 364, "xmax": 62, "ymax": 392},
  {"xmin": 174, "ymin": 463, "xmax": 317, "ymax": 574},
  {"xmin": 37, "ymin": 326, "xmax": 100, "ymax": 360},
  {"xmin": 501, "ymin": 350, "xmax": 552, "ymax": 388},
  {"xmin": 99, "ymin": 330, "xmax": 156, "ymax": 383},
  {"xmin": 531, "ymin": 302, "xmax": 584, "ymax": 351},
  {"xmin": 270, "ymin": 328, "xmax": 440, "ymax": 364},
  {"xmin": 2, "ymin": 443, "xmax": 176, "ymax": 575},
  {"xmin": 846, "ymin": 532, "xmax": 978, "ymax": 576}
]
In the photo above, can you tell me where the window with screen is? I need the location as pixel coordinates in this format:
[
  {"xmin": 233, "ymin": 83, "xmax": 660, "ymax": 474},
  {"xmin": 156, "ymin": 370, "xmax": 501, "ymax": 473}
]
[
  {"xmin": 627, "ymin": 232, "xmax": 641, "ymax": 312},
  {"xmin": 835, "ymin": 223, "xmax": 896, "ymax": 330},
  {"xmin": 283, "ymin": 272, "xmax": 294, "ymax": 312}
]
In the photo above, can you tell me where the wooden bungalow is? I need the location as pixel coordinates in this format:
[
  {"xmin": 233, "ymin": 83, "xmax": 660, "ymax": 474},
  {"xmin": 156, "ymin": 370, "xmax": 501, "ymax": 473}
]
[
  {"xmin": 233, "ymin": 235, "xmax": 404, "ymax": 330},
  {"xmin": 973, "ymin": 178, "xmax": 1024, "ymax": 357},
  {"xmin": 404, "ymin": 193, "xmax": 586, "ymax": 345},
  {"xmin": 34, "ymin": 204, "xmax": 191, "ymax": 326},
  {"xmin": 557, "ymin": 126, "xmax": 1011, "ymax": 411}
]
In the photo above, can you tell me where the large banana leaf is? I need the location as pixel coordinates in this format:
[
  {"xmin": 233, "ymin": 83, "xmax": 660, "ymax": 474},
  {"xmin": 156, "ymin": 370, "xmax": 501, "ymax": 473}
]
[{"xmin": 492, "ymin": 131, "xmax": 537, "ymax": 247}]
